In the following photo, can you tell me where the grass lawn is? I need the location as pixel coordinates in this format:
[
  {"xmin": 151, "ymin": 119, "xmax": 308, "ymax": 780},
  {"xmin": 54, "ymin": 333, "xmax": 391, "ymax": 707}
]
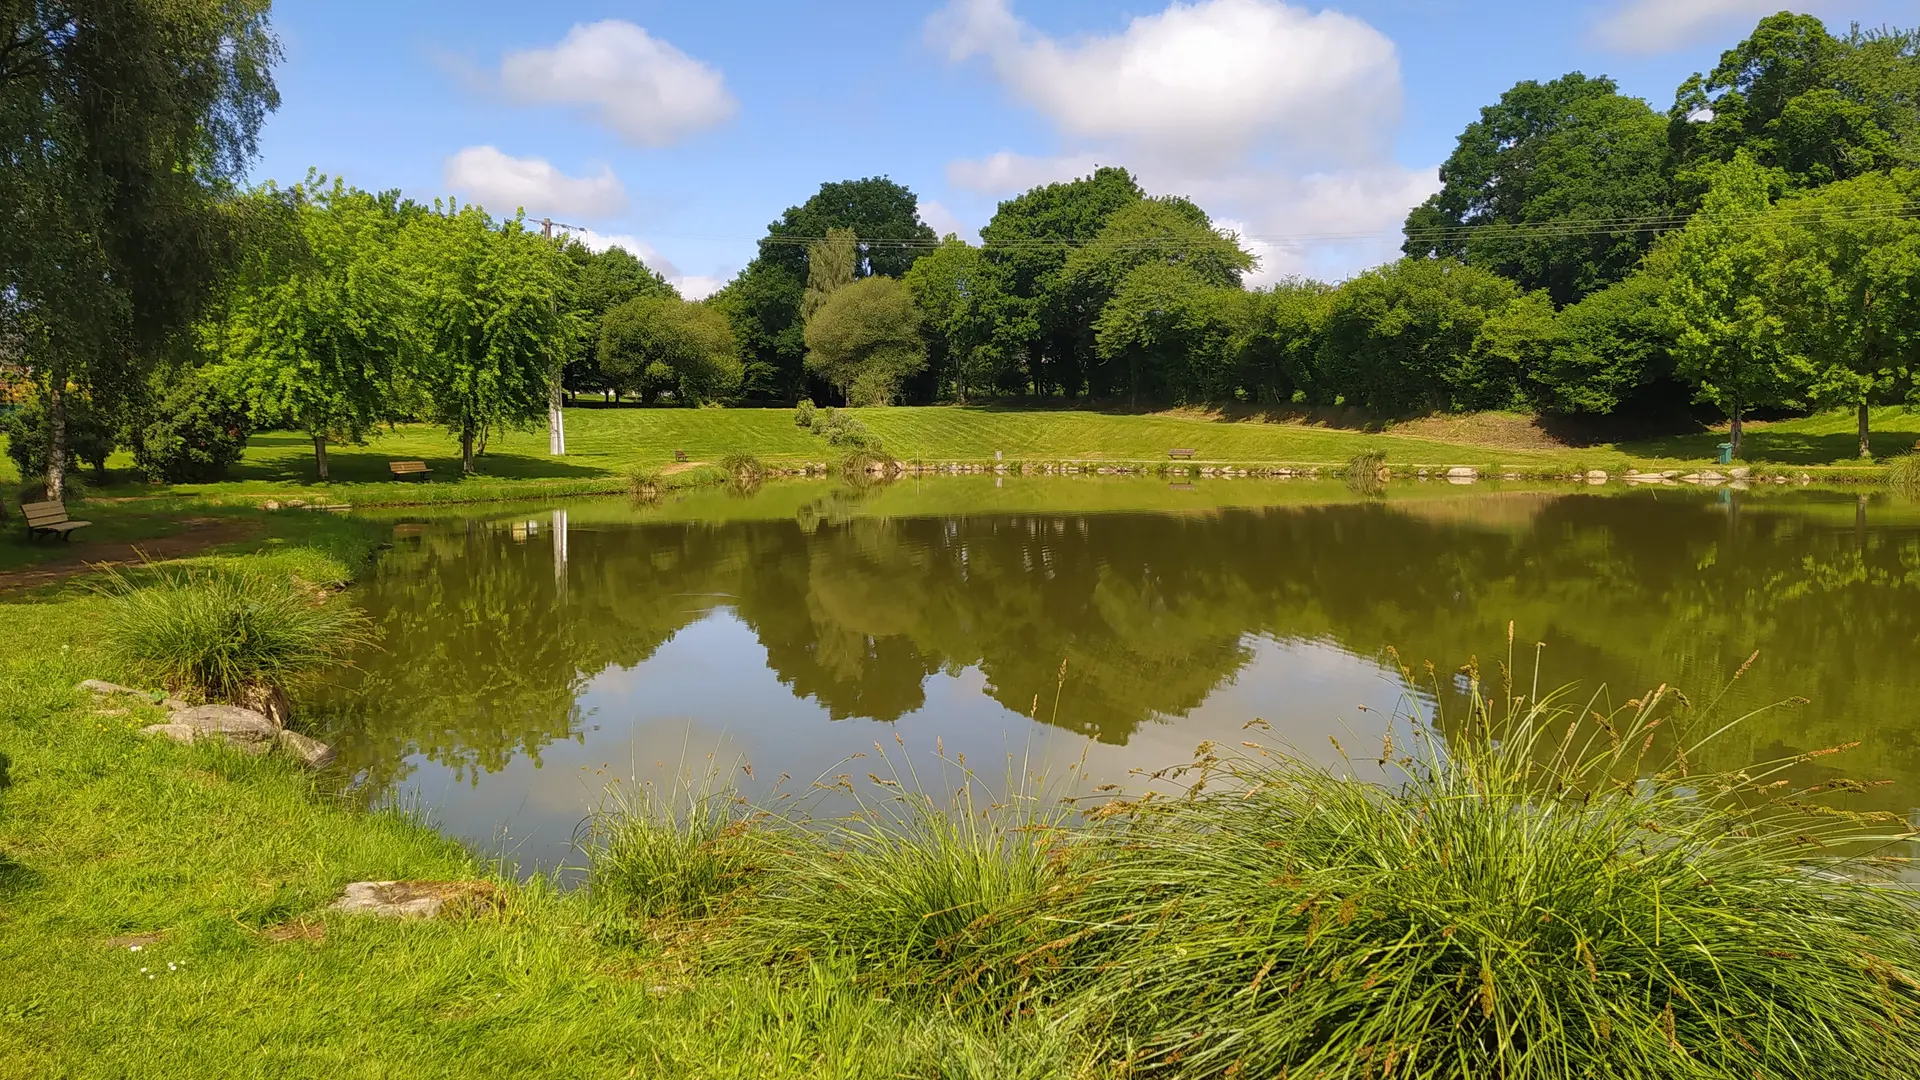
[{"xmin": 7, "ymin": 404, "xmax": 1915, "ymax": 512}]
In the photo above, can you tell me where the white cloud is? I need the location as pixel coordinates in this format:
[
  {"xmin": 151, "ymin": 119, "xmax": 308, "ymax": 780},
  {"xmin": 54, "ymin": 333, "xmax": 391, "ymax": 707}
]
[
  {"xmin": 1591, "ymin": 0, "xmax": 1843, "ymax": 53},
  {"xmin": 932, "ymin": 0, "xmax": 1435, "ymax": 279},
  {"xmin": 917, "ymin": 199, "xmax": 977, "ymax": 242},
  {"xmin": 500, "ymin": 20, "xmax": 736, "ymax": 146},
  {"xmin": 945, "ymin": 151, "xmax": 1102, "ymax": 196},
  {"xmin": 574, "ymin": 228, "xmax": 729, "ymax": 301},
  {"xmin": 930, "ymin": 0, "xmax": 1401, "ymax": 165},
  {"xmin": 443, "ymin": 146, "xmax": 627, "ymax": 219}
]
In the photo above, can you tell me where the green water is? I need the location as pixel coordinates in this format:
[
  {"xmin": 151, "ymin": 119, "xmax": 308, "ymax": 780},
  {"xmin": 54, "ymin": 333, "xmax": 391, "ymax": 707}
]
[{"xmin": 313, "ymin": 479, "xmax": 1920, "ymax": 869}]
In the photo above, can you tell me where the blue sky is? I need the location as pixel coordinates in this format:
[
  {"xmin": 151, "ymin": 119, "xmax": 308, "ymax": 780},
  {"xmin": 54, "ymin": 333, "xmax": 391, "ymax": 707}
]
[{"xmin": 254, "ymin": 1, "xmax": 1910, "ymax": 295}]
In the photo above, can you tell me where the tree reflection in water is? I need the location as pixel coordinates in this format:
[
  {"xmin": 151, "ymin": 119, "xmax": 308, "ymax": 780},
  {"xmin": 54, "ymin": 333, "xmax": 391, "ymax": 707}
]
[{"xmin": 311, "ymin": 486, "xmax": 1920, "ymax": 828}]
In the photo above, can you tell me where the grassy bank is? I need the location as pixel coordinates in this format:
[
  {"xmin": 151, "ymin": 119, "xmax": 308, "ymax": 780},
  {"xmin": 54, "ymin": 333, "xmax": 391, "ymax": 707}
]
[
  {"xmin": 0, "ymin": 514, "xmax": 1073, "ymax": 1079},
  {"xmin": 9, "ymin": 404, "xmax": 1916, "ymax": 511}
]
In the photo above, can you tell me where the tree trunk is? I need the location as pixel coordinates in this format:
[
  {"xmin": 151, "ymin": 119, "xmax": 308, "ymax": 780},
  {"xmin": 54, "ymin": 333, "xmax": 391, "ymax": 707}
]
[
  {"xmin": 312, "ymin": 433, "xmax": 329, "ymax": 481},
  {"xmin": 1729, "ymin": 403, "xmax": 1743, "ymax": 459},
  {"xmin": 460, "ymin": 425, "xmax": 475, "ymax": 475},
  {"xmin": 45, "ymin": 369, "xmax": 67, "ymax": 501},
  {"xmin": 1859, "ymin": 401, "xmax": 1872, "ymax": 459}
]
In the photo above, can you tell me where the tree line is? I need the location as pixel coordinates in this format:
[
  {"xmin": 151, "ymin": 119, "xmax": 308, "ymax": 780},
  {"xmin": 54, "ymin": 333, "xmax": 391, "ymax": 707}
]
[{"xmin": 5, "ymin": 8, "xmax": 1918, "ymax": 496}]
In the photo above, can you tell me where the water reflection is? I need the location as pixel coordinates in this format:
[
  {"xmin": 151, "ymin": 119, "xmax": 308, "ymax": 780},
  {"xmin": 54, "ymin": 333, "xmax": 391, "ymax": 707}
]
[{"xmin": 312, "ymin": 483, "xmax": 1920, "ymax": 869}]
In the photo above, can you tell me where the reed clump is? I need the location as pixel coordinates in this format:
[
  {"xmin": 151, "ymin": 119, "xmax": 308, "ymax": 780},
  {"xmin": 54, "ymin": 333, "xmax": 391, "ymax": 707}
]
[
  {"xmin": 580, "ymin": 770, "xmax": 767, "ymax": 933},
  {"xmin": 719, "ymin": 451, "xmax": 766, "ymax": 484},
  {"xmin": 97, "ymin": 565, "xmax": 372, "ymax": 704},
  {"xmin": 1344, "ymin": 447, "xmax": 1388, "ymax": 494},
  {"xmin": 625, "ymin": 464, "xmax": 663, "ymax": 499}
]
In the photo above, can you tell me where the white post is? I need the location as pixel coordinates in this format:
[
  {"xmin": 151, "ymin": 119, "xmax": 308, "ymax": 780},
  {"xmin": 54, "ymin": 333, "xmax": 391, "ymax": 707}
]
[
  {"xmin": 552, "ymin": 508, "xmax": 568, "ymax": 588},
  {"xmin": 548, "ymin": 386, "xmax": 566, "ymax": 456}
]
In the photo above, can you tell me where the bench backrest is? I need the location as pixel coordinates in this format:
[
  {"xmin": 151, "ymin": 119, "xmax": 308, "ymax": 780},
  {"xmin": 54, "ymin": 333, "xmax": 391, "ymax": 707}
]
[
  {"xmin": 1168, "ymin": 448, "xmax": 1196, "ymax": 458},
  {"xmin": 390, "ymin": 461, "xmax": 429, "ymax": 474},
  {"xmin": 23, "ymin": 501, "xmax": 69, "ymax": 527}
]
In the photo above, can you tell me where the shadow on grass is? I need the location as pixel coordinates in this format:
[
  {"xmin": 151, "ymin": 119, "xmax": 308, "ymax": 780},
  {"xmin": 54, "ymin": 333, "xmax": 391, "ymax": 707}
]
[
  {"xmin": 1619, "ymin": 429, "xmax": 1915, "ymax": 465},
  {"xmin": 230, "ymin": 444, "xmax": 611, "ymax": 485}
]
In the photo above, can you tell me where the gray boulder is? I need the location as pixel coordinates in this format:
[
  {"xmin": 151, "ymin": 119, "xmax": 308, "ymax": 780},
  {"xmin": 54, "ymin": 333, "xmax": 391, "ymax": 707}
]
[
  {"xmin": 330, "ymin": 881, "xmax": 501, "ymax": 920},
  {"xmin": 274, "ymin": 729, "xmax": 337, "ymax": 769}
]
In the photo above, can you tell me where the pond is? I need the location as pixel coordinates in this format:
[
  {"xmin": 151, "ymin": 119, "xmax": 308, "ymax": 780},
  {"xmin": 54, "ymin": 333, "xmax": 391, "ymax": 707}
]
[{"xmin": 311, "ymin": 478, "xmax": 1920, "ymax": 871}]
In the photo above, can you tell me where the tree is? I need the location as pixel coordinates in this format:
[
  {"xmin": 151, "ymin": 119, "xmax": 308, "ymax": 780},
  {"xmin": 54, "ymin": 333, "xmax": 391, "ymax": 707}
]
[
  {"xmin": 1671, "ymin": 15, "xmax": 1920, "ymax": 194},
  {"xmin": 1404, "ymin": 73, "xmax": 1672, "ymax": 305},
  {"xmin": 405, "ymin": 206, "xmax": 572, "ymax": 475},
  {"xmin": 559, "ymin": 240, "xmax": 675, "ymax": 401},
  {"xmin": 214, "ymin": 181, "xmax": 409, "ymax": 481},
  {"xmin": 1661, "ymin": 155, "xmax": 1804, "ymax": 458},
  {"xmin": 980, "ymin": 166, "xmax": 1146, "ymax": 396},
  {"xmin": 1092, "ymin": 263, "xmax": 1241, "ymax": 405},
  {"xmin": 760, "ymin": 177, "xmax": 938, "ymax": 281},
  {"xmin": 803, "ymin": 277, "xmax": 926, "ymax": 406},
  {"xmin": 1064, "ymin": 198, "xmax": 1253, "ymax": 398},
  {"xmin": 801, "ymin": 228, "xmax": 857, "ymax": 323},
  {"xmin": 1528, "ymin": 270, "xmax": 1676, "ymax": 415},
  {"xmin": 598, "ymin": 295, "xmax": 743, "ymax": 405},
  {"xmin": 1232, "ymin": 281, "xmax": 1334, "ymax": 406},
  {"xmin": 1769, "ymin": 170, "xmax": 1920, "ymax": 456},
  {"xmin": 708, "ymin": 259, "xmax": 806, "ymax": 400},
  {"xmin": 1, "ymin": 0, "xmax": 280, "ymax": 498},
  {"xmin": 904, "ymin": 238, "xmax": 998, "ymax": 404},
  {"xmin": 1318, "ymin": 259, "xmax": 1524, "ymax": 413}
]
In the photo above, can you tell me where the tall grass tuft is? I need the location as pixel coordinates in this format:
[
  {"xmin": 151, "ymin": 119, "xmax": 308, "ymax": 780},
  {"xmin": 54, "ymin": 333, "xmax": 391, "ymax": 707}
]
[
  {"xmin": 579, "ymin": 767, "xmax": 765, "ymax": 934},
  {"xmin": 97, "ymin": 566, "xmax": 373, "ymax": 704},
  {"xmin": 727, "ymin": 743, "xmax": 1074, "ymax": 1002},
  {"xmin": 625, "ymin": 464, "xmax": 663, "ymax": 499},
  {"xmin": 999, "ymin": 669, "xmax": 1920, "ymax": 1078},
  {"xmin": 1888, "ymin": 442, "xmax": 1920, "ymax": 495},
  {"xmin": 719, "ymin": 451, "xmax": 766, "ymax": 483},
  {"xmin": 1344, "ymin": 447, "xmax": 1388, "ymax": 494}
]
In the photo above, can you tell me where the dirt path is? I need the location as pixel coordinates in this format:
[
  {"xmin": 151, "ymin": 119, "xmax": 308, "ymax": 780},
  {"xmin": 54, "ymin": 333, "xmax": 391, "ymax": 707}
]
[{"xmin": 0, "ymin": 518, "xmax": 263, "ymax": 592}]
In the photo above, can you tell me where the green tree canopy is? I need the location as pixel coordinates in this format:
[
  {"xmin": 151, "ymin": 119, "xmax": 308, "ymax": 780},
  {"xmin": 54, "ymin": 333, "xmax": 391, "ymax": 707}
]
[
  {"xmin": 1232, "ymin": 281, "xmax": 1335, "ymax": 406},
  {"xmin": 760, "ymin": 176, "xmax": 938, "ymax": 281},
  {"xmin": 708, "ymin": 259, "xmax": 807, "ymax": 401},
  {"xmin": 1404, "ymin": 73, "xmax": 1672, "ymax": 305},
  {"xmin": 1528, "ymin": 269, "xmax": 1676, "ymax": 415},
  {"xmin": 803, "ymin": 276, "xmax": 926, "ymax": 406},
  {"xmin": 903, "ymin": 238, "xmax": 997, "ymax": 404},
  {"xmin": 558, "ymin": 240, "xmax": 675, "ymax": 399},
  {"xmin": 212, "ymin": 180, "xmax": 410, "ymax": 480},
  {"xmin": 801, "ymin": 228, "xmax": 857, "ymax": 323},
  {"xmin": 1092, "ymin": 263, "xmax": 1242, "ymax": 405},
  {"xmin": 1671, "ymin": 14, "xmax": 1920, "ymax": 192},
  {"xmin": 1, "ymin": 0, "xmax": 280, "ymax": 497},
  {"xmin": 1661, "ymin": 155, "xmax": 1805, "ymax": 457},
  {"xmin": 598, "ymin": 294, "xmax": 743, "ymax": 406},
  {"xmin": 403, "ymin": 206, "xmax": 573, "ymax": 474},
  {"xmin": 1319, "ymin": 259, "xmax": 1524, "ymax": 413},
  {"xmin": 1768, "ymin": 169, "xmax": 1920, "ymax": 456},
  {"xmin": 979, "ymin": 166, "xmax": 1146, "ymax": 397}
]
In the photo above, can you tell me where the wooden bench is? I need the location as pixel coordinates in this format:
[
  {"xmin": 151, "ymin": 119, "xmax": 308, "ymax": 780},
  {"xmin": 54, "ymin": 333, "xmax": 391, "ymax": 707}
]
[
  {"xmin": 389, "ymin": 460, "xmax": 431, "ymax": 480},
  {"xmin": 673, "ymin": 449, "xmax": 689, "ymax": 463},
  {"xmin": 1168, "ymin": 448, "xmax": 1197, "ymax": 460},
  {"xmin": 22, "ymin": 500, "xmax": 92, "ymax": 541}
]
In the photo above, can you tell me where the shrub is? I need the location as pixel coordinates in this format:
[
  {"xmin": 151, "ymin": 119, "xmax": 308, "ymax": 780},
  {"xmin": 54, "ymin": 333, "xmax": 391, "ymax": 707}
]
[
  {"xmin": 0, "ymin": 392, "xmax": 115, "ymax": 478},
  {"xmin": 134, "ymin": 374, "xmax": 251, "ymax": 483},
  {"xmin": 809, "ymin": 408, "xmax": 882, "ymax": 452},
  {"xmin": 794, "ymin": 399, "xmax": 817, "ymax": 428},
  {"xmin": 991, "ymin": 684, "xmax": 1920, "ymax": 1079},
  {"xmin": 1344, "ymin": 447, "xmax": 1387, "ymax": 494},
  {"xmin": 97, "ymin": 566, "xmax": 373, "ymax": 704}
]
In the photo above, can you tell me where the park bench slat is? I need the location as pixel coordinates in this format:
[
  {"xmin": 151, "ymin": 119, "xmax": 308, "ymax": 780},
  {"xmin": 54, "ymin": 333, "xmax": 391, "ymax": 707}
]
[
  {"xmin": 1167, "ymin": 448, "xmax": 1197, "ymax": 460},
  {"xmin": 389, "ymin": 460, "xmax": 431, "ymax": 479}
]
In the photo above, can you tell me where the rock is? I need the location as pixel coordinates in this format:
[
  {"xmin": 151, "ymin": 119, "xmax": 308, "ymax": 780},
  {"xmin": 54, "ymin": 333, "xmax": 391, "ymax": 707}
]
[
  {"xmin": 79, "ymin": 679, "xmax": 144, "ymax": 698},
  {"xmin": 239, "ymin": 684, "xmax": 293, "ymax": 728},
  {"xmin": 329, "ymin": 880, "xmax": 502, "ymax": 920},
  {"xmin": 1679, "ymin": 473, "xmax": 1703, "ymax": 483},
  {"xmin": 1729, "ymin": 466, "xmax": 1752, "ymax": 479},
  {"xmin": 1586, "ymin": 470, "xmax": 1609, "ymax": 482},
  {"xmin": 274, "ymin": 729, "xmax": 337, "ymax": 769},
  {"xmin": 262, "ymin": 500, "xmax": 280, "ymax": 511},
  {"xmin": 140, "ymin": 723, "xmax": 198, "ymax": 745},
  {"xmin": 169, "ymin": 704, "xmax": 278, "ymax": 754},
  {"xmin": 1699, "ymin": 470, "xmax": 1726, "ymax": 481},
  {"xmin": 1447, "ymin": 467, "xmax": 1479, "ymax": 479}
]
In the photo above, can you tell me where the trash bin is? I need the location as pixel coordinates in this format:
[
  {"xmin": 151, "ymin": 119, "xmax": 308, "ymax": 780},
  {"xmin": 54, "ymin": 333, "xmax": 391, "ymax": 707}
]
[{"xmin": 1716, "ymin": 442, "xmax": 1734, "ymax": 466}]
